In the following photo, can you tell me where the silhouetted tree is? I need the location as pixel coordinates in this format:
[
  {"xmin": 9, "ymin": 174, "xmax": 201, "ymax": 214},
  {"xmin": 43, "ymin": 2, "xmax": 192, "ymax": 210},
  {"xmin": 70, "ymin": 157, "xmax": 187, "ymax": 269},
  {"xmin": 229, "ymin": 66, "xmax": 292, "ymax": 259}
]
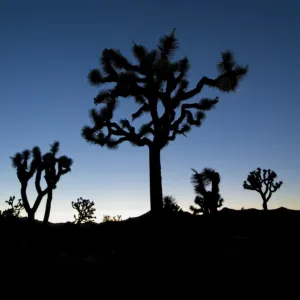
[
  {"xmin": 72, "ymin": 197, "xmax": 96, "ymax": 224},
  {"xmin": 243, "ymin": 168, "xmax": 283, "ymax": 211},
  {"xmin": 82, "ymin": 29, "xmax": 248, "ymax": 212},
  {"xmin": 10, "ymin": 141, "xmax": 73, "ymax": 223},
  {"xmin": 2, "ymin": 196, "xmax": 24, "ymax": 218},
  {"xmin": 163, "ymin": 195, "xmax": 182, "ymax": 212},
  {"xmin": 190, "ymin": 168, "xmax": 224, "ymax": 215}
]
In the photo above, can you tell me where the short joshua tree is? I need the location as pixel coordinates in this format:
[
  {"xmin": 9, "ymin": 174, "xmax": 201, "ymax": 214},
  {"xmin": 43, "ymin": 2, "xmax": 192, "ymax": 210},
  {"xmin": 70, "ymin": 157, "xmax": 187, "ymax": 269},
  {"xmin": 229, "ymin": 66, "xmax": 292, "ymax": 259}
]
[
  {"xmin": 10, "ymin": 141, "xmax": 73, "ymax": 222},
  {"xmin": 243, "ymin": 168, "xmax": 283, "ymax": 211},
  {"xmin": 72, "ymin": 197, "xmax": 96, "ymax": 224},
  {"xmin": 190, "ymin": 168, "xmax": 224, "ymax": 215}
]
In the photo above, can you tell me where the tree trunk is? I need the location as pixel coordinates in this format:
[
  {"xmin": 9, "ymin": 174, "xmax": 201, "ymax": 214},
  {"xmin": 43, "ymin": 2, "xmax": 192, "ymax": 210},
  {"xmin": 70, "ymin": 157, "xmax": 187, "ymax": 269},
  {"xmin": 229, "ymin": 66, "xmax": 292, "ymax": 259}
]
[
  {"xmin": 43, "ymin": 189, "xmax": 53, "ymax": 224},
  {"xmin": 262, "ymin": 201, "xmax": 268, "ymax": 211},
  {"xmin": 27, "ymin": 210, "xmax": 35, "ymax": 222},
  {"xmin": 20, "ymin": 184, "xmax": 32, "ymax": 218},
  {"xmin": 149, "ymin": 145, "xmax": 163, "ymax": 212}
]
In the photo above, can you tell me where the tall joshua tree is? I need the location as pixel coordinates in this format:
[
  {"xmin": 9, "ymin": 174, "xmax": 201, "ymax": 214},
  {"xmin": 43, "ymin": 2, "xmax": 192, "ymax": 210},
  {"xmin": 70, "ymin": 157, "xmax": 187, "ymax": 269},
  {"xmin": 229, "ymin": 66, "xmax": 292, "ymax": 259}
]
[
  {"xmin": 190, "ymin": 168, "xmax": 224, "ymax": 215},
  {"xmin": 10, "ymin": 141, "xmax": 73, "ymax": 222},
  {"xmin": 243, "ymin": 168, "xmax": 283, "ymax": 211},
  {"xmin": 82, "ymin": 29, "xmax": 248, "ymax": 212}
]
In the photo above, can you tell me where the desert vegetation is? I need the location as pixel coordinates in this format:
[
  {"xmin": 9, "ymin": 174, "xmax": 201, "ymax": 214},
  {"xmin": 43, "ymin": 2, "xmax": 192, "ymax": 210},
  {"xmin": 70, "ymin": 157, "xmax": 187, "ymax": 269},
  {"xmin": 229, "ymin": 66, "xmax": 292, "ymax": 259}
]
[
  {"xmin": 10, "ymin": 141, "xmax": 72, "ymax": 223},
  {"xmin": 81, "ymin": 29, "xmax": 248, "ymax": 212},
  {"xmin": 190, "ymin": 168, "xmax": 224, "ymax": 215},
  {"xmin": 72, "ymin": 197, "xmax": 96, "ymax": 224},
  {"xmin": 1, "ymin": 30, "xmax": 296, "ymax": 285},
  {"xmin": 243, "ymin": 168, "xmax": 283, "ymax": 211}
]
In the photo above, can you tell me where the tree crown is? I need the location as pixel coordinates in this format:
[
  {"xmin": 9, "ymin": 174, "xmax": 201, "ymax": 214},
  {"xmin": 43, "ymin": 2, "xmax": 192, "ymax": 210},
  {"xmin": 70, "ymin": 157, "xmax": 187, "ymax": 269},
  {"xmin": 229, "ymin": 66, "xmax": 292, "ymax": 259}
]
[
  {"xmin": 243, "ymin": 168, "xmax": 283, "ymax": 202},
  {"xmin": 82, "ymin": 30, "xmax": 248, "ymax": 149}
]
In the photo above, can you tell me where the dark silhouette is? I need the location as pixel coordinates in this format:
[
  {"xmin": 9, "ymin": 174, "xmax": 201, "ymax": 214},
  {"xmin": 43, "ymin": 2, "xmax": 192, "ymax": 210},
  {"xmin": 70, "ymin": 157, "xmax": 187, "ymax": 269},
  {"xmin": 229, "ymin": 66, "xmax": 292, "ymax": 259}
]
[
  {"xmin": 1, "ymin": 196, "xmax": 24, "ymax": 218},
  {"xmin": 81, "ymin": 29, "xmax": 248, "ymax": 212},
  {"xmin": 243, "ymin": 168, "xmax": 283, "ymax": 211},
  {"xmin": 190, "ymin": 168, "xmax": 224, "ymax": 215},
  {"xmin": 2, "ymin": 206, "xmax": 300, "ymax": 289},
  {"xmin": 72, "ymin": 197, "xmax": 96, "ymax": 224},
  {"xmin": 162, "ymin": 195, "xmax": 182, "ymax": 212},
  {"xmin": 10, "ymin": 141, "xmax": 73, "ymax": 223},
  {"xmin": 102, "ymin": 215, "xmax": 122, "ymax": 222}
]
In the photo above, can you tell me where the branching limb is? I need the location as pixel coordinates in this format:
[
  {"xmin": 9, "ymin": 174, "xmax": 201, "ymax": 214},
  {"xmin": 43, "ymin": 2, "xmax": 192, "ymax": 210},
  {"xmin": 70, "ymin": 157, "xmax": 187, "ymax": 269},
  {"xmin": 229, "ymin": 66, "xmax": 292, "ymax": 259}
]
[
  {"xmin": 82, "ymin": 109, "xmax": 152, "ymax": 148},
  {"xmin": 174, "ymin": 76, "xmax": 217, "ymax": 103},
  {"xmin": 168, "ymin": 97, "xmax": 219, "ymax": 140},
  {"xmin": 132, "ymin": 104, "xmax": 150, "ymax": 121}
]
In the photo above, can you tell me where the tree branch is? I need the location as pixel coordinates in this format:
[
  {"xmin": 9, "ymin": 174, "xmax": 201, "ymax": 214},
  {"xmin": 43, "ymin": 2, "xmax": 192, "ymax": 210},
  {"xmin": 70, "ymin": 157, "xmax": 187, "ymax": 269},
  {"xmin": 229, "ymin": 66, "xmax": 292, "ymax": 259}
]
[
  {"xmin": 264, "ymin": 178, "xmax": 272, "ymax": 200},
  {"xmin": 20, "ymin": 183, "xmax": 31, "ymax": 213},
  {"xmin": 132, "ymin": 104, "xmax": 150, "ymax": 121},
  {"xmin": 167, "ymin": 98, "xmax": 218, "ymax": 140},
  {"xmin": 35, "ymin": 168, "xmax": 43, "ymax": 194},
  {"xmin": 178, "ymin": 76, "xmax": 217, "ymax": 101},
  {"xmin": 84, "ymin": 116, "xmax": 152, "ymax": 148},
  {"xmin": 32, "ymin": 190, "xmax": 48, "ymax": 214},
  {"xmin": 138, "ymin": 121, "xmax": 155, "ymax": 138}
]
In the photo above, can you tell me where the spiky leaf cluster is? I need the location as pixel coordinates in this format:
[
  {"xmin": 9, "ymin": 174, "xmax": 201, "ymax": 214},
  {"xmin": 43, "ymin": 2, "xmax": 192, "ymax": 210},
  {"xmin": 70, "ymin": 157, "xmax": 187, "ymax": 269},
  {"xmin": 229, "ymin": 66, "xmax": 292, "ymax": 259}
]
[{"xmin": 11, "ymin": 141, "xmax": 72, "ymax": 188}]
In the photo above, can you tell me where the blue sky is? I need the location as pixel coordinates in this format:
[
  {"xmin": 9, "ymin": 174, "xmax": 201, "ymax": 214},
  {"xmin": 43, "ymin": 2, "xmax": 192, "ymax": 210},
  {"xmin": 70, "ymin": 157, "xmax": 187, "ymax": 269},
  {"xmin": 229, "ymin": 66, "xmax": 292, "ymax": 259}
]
[{"xmin": 0, "ymin": 0, "xmax": 299, "ymax": 222}]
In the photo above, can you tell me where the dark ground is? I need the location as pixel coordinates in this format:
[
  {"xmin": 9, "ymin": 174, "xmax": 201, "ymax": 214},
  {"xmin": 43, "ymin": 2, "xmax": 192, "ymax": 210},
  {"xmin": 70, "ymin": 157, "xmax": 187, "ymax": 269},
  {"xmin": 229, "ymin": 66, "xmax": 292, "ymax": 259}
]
[{"xmin": 1, "ymin": 207, "xmax": 299, "ymax": 294}]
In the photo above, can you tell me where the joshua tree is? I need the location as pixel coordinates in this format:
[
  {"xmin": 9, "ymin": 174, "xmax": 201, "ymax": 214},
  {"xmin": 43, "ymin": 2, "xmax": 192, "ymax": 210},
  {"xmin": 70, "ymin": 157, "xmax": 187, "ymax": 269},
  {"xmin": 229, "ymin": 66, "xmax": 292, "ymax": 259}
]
[
  {"xmin": 163, "ymin": 195, "xmax": 182, "ymax": 212},
  {"xmin": 72, "ymin": 197, "xmax": 96, "ymax": 224},
  {"xmin": 190, "ymin": 168, "xmax": 224, "ymax": 215},
  {"xmin": 243, "ymin": 168, "xmax": 283, "ymax": 211},
  {"xmin": 2, "ymin": 196, "xmax": 24, "ymax": 218},
  {"xmin": 82, "ymin": 29, "xmax": 248, "ymax": 212},
  {"xmin": 10, "ymin": 141, "xmax": 73, "ymax": 223}
]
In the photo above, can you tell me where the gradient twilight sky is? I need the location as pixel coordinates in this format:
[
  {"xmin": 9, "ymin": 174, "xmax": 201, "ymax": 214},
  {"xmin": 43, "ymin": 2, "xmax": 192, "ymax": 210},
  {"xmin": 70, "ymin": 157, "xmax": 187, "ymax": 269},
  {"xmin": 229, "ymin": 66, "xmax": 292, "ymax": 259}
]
[{"xmin": 0, "ymin": 0, "xmax": 299, "ymax": 223}]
